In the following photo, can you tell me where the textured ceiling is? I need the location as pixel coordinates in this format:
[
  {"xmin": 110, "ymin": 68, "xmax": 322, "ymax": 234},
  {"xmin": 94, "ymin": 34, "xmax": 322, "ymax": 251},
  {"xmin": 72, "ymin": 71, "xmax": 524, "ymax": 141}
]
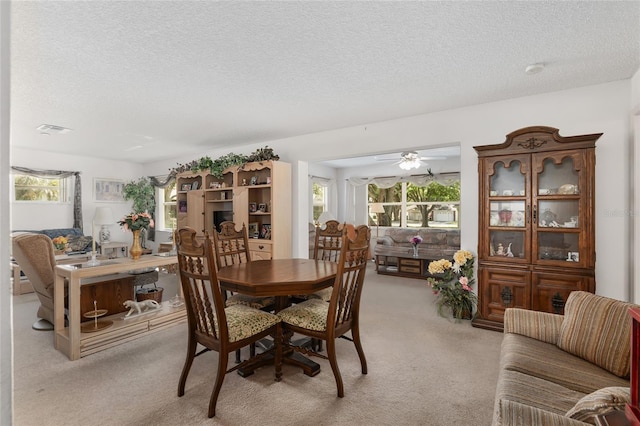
[{"xmin": 10, "ymin": 1, "xmax": 640, "ymax": 164}]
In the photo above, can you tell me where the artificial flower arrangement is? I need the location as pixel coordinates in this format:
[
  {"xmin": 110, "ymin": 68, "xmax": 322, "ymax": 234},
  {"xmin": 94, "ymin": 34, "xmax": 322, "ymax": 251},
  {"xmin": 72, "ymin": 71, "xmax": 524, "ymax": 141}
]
[
  {"xmin": 426, "ymin": 249, "xmax": 477, "ymax": 320},
  {"xmin": 51, "ymin": 236, "xmax": 68, "ymax": 251},
  {"xmin": 118, "ymin": 212, "xmax": 154, "ymax": 231},
  {"xmin": 410, "ymin": 235, "xmax": 423, "ymax": 246}
]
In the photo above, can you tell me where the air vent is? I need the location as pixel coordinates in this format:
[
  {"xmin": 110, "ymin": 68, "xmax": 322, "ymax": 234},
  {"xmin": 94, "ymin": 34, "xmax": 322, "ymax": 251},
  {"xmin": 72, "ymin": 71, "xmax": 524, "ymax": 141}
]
[{"xmin": 36, "ymin": 124, "xmax": 73, "ymax": 134}]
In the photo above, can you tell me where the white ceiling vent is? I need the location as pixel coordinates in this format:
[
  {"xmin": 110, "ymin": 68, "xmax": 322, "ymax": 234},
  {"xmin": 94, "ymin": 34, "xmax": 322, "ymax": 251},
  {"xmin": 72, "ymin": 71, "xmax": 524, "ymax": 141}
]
[{"xmin": 36, "ymin": 124, "xmax": 73, "ymax": 134}]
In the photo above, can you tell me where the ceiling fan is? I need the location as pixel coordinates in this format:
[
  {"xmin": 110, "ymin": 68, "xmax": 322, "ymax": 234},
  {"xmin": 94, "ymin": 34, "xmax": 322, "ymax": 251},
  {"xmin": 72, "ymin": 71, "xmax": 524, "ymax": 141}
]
[{"xmin": 375, "ymin": 151, "xmax": 446, "ymax": 170}]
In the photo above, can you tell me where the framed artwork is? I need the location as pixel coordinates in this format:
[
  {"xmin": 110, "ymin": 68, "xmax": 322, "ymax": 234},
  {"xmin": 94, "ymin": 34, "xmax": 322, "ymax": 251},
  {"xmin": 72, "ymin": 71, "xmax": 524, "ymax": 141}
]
[
  {"xmin": 191, "ymin": 181, "xmax": 199, "ymax": 190},
  {"xmin": 250, "ymin": 176, "xmax": 258, "ymax": 185},
  {"xmin": 258, "ymin": 203, "xmax": 267, "ymax": 212},
  {"xmin": 93, "ymin": 178, "xmax": 125, "ymax": 202},
  {"xmin": 181, "ymin": 183, "xmax": 191, "ymax": 191},
  {"xmin": 248, "ymin": 222, "xmax": 259, "ymax": 238},
  {"xmin": 249, "ymin": 202, "xmax": 257, "ymax": 213}
]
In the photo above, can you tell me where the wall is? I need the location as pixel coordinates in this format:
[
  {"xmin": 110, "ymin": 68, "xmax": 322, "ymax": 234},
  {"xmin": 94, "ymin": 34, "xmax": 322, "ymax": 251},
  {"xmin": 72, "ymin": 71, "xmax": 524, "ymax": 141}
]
[
  {"xmin": 632, "ymin": 68, "xmax": 640, "ymax": 303},
  {"xmin": 144, "ymin": 80, "xmax": 633, "ymax": 301},
  {"xmin": 11, "ymin": 148, "xmax": 142, "ymax": 245}
]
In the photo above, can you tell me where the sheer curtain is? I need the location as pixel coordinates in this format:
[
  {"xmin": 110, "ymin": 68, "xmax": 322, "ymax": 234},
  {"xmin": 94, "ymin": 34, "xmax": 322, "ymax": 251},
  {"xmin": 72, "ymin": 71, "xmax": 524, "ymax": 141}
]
[
  {"xmin": 147, "ymin": 172, "xmax": 176, "ymax": 241},
  {"xmin": 11, "ymin": 166, "xmax": 83, "ymax": 230},
  {"xmin": 309, "ymin": 175, "xmax": 338, "ymax": 222}
]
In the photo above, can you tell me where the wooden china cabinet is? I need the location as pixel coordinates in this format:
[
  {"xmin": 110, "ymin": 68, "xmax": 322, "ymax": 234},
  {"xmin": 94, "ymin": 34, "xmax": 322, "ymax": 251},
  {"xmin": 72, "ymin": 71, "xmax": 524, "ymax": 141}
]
[{"xmin": 472, "ymin": 126, "xmax": 601, "ymax": 331}]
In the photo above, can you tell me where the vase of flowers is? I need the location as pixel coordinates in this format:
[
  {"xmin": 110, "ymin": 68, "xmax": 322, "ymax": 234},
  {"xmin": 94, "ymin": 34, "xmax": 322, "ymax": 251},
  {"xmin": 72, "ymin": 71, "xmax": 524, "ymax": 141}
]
[
  {"xmin": 410, "ymin": 235, "xmax": 423, "ymax": 257},
  {"xmin": 51, "ymin": 236, "xmax": 68, "ymax": 255},
  {"xmin": 118, "ymin": 212, "xmax": 154, "ymax": 260},
  {"xmin": 426, "ymin": 249, "xmax": 477, "ymax": 320}
]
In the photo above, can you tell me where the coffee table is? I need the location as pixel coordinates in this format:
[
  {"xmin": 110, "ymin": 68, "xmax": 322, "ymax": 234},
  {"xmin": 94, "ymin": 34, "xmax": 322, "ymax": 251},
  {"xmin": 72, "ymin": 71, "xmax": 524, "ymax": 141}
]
[{"xmin": 375, "ymin": 246, "xmax": 454, "ymax": 279}]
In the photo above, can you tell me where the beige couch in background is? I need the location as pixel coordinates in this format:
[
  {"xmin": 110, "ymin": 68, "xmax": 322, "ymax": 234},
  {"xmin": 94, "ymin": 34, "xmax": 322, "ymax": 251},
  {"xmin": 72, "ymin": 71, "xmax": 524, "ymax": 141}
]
[{"xmin": 494, "ymin": 291, "xmax": 635, "ymax": 425}]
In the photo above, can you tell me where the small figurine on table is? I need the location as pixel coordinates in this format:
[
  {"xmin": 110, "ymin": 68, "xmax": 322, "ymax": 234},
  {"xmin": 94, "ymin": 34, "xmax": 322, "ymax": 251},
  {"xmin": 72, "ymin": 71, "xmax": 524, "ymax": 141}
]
[{"xmin": 496, "ymin": 243, "xmax": 505, "ymax": 256}]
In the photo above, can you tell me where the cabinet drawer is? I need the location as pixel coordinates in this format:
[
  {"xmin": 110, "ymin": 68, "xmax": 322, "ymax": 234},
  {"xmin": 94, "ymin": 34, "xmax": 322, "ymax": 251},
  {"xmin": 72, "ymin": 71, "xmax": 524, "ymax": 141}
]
[
  {"xmin": 249, "ymin": 241, "xmax": 272, "ymax": 260},
  {"xmin": 399, "ymin": 258, "xmax": 421, "ymax": 267},
  {"xmin": 399, "ymin": 265, "xmax": 421, "ymax": 274}
]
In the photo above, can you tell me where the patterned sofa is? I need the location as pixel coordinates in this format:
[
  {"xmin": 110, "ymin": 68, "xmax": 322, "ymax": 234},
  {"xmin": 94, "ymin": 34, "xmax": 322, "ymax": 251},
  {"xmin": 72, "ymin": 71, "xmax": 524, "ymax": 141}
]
[
  {"xmin": 374, "ymin": 228, "xmax": 459, "ymax": 263},
  {"xmin": 494, "ymin": 291, "xmax": 635, "ymax": 425},
  {"xmin": 12, "ymin": 228, "xmax": 93, "ymax": 253}
]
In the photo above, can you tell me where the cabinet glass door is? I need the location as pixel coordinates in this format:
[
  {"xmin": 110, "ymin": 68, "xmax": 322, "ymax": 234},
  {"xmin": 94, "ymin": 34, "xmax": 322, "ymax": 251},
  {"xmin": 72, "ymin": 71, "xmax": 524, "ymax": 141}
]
[
  {"xmin": 489, "ymin": 157, "xmax": 526, "ymax": 197},
  {"xmin": 533, "ymin": 151, "xmax": 584, "ymax": 266}
]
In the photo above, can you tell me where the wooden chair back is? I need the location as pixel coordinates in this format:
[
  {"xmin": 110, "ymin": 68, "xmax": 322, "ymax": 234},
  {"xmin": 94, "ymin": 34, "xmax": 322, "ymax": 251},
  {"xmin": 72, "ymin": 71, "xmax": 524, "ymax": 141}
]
[
  {"xmin": 313, "ymin": 220, "xmax": 346, "ymax": 263},
  {"xmin": 175, "ymin": 227, "xmax": 228, "ymax": 343},
  {"xmin": 328, "ymin": 225, "xmax": 371, "ymax": 336},
  {"xmin": 212, "ymin": 221, "xmax": 250, "ymax": 269}
]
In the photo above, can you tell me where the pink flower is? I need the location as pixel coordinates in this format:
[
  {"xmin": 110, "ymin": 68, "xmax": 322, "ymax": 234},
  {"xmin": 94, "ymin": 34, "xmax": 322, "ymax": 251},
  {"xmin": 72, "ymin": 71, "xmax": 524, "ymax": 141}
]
[{"xmin": 459, "ymin": 276, "xmax": 468, "ymax": 286}]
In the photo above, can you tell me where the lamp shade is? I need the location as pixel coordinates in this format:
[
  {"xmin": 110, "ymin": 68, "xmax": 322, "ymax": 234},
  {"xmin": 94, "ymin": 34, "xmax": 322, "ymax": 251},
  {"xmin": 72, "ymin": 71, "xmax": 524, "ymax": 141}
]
[
  {"xmin": 317, "ymin": 211, "xmax": 335, "ymax": 225},
  {"xmin": 94, "ymin": 207, "xmax": 114, "ymax": 225},
  {"xmin": 370, "ymin": 203, "xmax": 385, "ymax": 214}
]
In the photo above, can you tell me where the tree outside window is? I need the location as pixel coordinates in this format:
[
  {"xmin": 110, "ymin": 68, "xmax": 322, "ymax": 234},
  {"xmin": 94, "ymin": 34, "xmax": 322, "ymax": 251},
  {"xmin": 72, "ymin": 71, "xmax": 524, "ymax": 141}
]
[
  {"xmin": 13, "ymin": 174, "xmax": 67, "ymax": 202},
  {"xmin": 312, "ymin": 182, "xmax": 328, "ymax": 222},
  {"xmin": 158, "ymin": 181, "xmax": 177, "ymax": 230},
  {"xmin": 368, "ymin": 180, "xmax": 460, "ymax": 228}
]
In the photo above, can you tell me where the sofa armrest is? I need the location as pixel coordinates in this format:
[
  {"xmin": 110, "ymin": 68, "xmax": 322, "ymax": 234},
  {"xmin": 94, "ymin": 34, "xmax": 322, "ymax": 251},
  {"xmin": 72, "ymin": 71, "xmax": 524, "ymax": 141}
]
[
  {"xmin": 503, "ymin": 308, "xmax": 564, "ymax": 345},
  {"xmin": 497, "ymin": 399, "xmax": 587, "ymax": 426},
  {"xmin": 375, "ymin": 235, "xmax": 393, "ymax": 246}
]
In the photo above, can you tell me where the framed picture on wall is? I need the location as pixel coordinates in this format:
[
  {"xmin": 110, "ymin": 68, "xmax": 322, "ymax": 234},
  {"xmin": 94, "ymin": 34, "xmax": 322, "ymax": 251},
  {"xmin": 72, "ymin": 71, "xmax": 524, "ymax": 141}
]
[{"xmin": 93, "ymin": 178, "xmax": 125, "ymax": 202}]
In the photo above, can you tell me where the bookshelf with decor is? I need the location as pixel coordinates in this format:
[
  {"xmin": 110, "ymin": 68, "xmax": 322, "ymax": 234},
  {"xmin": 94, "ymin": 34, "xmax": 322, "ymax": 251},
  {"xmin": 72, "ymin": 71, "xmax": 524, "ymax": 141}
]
[{"xmin": 176, "ymin": 160, "xmax": 291, "ymax": 259}]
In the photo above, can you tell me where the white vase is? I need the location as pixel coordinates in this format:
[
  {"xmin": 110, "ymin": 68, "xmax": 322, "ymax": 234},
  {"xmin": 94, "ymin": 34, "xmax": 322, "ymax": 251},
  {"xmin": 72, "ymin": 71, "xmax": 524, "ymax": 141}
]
[{"xmin": 412, "ymin": 245, "xmax": 419, "ymax": 257}]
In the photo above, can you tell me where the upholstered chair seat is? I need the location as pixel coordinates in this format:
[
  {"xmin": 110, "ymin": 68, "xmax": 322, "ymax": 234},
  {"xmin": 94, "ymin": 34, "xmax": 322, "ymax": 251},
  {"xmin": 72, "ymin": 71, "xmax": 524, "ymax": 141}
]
[
  {"xmin": 226, "ymin": 294, "xmax": 276, "ymax": 310},
  {"xmin": 277, "ymin": 298, "xmax": 329, "ymax": 331}
]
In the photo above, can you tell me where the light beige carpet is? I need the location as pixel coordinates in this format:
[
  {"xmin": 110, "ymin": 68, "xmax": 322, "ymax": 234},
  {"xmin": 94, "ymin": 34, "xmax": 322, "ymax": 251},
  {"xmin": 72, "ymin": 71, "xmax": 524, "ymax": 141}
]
[{"xmin": 12, "ymin": 264, "xmax": 503, "ymax": 425}]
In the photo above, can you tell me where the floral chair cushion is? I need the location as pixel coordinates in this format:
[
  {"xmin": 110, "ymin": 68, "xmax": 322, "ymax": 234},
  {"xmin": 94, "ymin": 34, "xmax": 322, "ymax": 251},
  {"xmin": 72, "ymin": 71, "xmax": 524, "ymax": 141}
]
[
  {"xmin": 213, "ymin": 304, "xmax": 279, "ymax": 343},
  {"xmin": 226, "ymin": 294, "xmax": 275, "ymax": 310},
  {"xmin": 277, "ymin": 298, "xmax": 329, "ymax": 331},
  {"xmin": 305, "ymin": 287, "xmax": 333, "ymax": 303}
]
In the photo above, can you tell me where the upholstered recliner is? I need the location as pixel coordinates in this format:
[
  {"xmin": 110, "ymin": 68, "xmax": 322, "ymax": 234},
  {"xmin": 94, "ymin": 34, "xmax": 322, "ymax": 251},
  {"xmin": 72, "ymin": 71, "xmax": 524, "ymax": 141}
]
[{"xmin": 12, "ymin": 233, "xmax": 60, "ymax": 330}]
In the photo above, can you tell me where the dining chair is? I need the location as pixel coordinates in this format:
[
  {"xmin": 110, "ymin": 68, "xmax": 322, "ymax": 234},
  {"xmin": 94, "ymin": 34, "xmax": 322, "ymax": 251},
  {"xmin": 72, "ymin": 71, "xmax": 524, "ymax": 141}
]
[
  {"xmin": 277, "ymin": 224, "xmax": 371, "ymax": 398},
  {"xmin": 212, "ymin": 221, "xmax": 275, "ymax": 361},
  {"xmin": 175, "ymin": 227, "xmax": 281, "ymax": 418}
]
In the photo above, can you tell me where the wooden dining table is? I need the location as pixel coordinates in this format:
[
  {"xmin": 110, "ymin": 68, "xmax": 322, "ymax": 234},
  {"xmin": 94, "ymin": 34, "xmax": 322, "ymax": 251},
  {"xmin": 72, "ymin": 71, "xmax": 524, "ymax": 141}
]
[{"xmin": 217, "ymin": 258, "xmax": 337, "ymax": 377}]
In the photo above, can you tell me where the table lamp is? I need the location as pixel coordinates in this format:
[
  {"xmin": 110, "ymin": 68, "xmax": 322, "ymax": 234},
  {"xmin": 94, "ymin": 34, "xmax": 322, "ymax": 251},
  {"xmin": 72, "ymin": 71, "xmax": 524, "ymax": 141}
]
[
  {"xmin": 370, "ymin": 203, "xmax": 385, "ymax": 237},
  {"xmin": 94, "ymin": 207, "xmax": 114, "ymax": 244},
  {"xmin": 87, "ymin": 207, "xmax": 114, "ymax": 266}
]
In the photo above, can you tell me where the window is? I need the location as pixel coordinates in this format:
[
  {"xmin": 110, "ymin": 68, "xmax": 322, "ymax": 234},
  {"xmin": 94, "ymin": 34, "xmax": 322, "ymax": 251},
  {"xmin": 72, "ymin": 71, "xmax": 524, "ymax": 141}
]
[
  {"xmin": 13, "ymin": 174, "xmax": 68, "ymax": 202},
  {"xmin": 368, "ymin": 179, "xmax": 460, "ymax": 228},
  {"xmin": 312, "ymin": 182, "xmax": 328, "ymax": 222},
  {"xmin": 157, "ymin": 180, "xmax": 177, "ymax": 230}
]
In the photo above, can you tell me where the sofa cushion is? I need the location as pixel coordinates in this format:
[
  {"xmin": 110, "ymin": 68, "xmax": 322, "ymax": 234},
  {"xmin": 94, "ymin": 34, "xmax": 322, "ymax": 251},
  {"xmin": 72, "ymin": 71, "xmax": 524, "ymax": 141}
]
[
  {"xmin": 66, "ymin": 235, "xmax": 93, "ymax": 252},
  {"xmin": 501, "ymin": 333, "xmax": 629, "ymax": 394},
  {"xmin": 40, "ymin": 228, "xmax": 84, "ymax": 239},
  {"xmin": 557, "ymin": 291, "xmax": 634, "ymax": 378},
  {"xmin": 565, "ymin": 387, "xmax": 630, "ymax": 425},
  {"xmin": 494, "ymin": 369, "xmax": 587, "ymax": 420}
]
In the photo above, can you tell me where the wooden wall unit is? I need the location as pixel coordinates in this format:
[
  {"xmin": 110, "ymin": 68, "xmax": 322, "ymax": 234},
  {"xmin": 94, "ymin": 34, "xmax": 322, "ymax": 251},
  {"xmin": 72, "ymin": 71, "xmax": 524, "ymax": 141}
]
[
  {"xmin": 472, "ymin": 126, "xmax": 601, "ymax": 331},
  {"xmin": 176, "ymin": 160, "xmax": 291, "ymax": 260}
]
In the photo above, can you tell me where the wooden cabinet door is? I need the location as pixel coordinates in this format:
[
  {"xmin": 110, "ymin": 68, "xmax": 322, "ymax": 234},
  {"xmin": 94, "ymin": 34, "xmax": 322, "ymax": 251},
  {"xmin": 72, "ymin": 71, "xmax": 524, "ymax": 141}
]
[
  {"xmin": 186, "ymin": 190, "xmax": 204, "ymax": 235},
  {"xmin": 531, "ymin": 271, "xmax": 595, "ymax": 315},
  {"xmin": 478, "ymin": 266, "xmax": 530, "ymax": 325}
]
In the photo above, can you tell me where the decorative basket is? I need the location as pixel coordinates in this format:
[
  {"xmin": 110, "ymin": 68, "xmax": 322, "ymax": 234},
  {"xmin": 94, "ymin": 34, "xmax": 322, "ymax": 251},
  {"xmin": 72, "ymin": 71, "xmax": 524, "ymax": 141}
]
[{"xmin": 136, "ymin": 287, "xmax": 164, "ymax": 303}]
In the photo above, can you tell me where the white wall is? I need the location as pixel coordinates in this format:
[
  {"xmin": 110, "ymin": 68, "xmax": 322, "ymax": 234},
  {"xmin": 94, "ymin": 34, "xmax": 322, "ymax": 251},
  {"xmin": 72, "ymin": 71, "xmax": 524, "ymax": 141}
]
[
  {"xmin": 631, "ymin": 68, "xmax": 640, "ymax": 303},
  {"xmin": 11, "ymin": 148, "xmax": 142, "ymax": 244},
  {"xmin": 144, "ymin": 80, "xmax": 633, "ymax": 301}
]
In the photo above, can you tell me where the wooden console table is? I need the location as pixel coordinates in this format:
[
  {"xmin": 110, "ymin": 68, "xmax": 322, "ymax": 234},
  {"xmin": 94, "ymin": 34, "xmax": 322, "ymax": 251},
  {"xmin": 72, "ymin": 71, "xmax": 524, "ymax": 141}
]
[
  {"xmin": 54, "ymin": 254, "xmax": 185, "ymax": 360},
  {"xmin": 375, "ymin": 247, "xmax": 445, "ymax": 279}
]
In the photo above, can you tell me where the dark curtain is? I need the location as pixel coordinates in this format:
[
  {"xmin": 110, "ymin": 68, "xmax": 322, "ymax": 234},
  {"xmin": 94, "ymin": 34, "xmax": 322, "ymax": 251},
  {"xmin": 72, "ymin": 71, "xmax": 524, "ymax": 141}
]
[{"xmin": 11, "ymin": 166, "xmax": 83, "ymax": 231}]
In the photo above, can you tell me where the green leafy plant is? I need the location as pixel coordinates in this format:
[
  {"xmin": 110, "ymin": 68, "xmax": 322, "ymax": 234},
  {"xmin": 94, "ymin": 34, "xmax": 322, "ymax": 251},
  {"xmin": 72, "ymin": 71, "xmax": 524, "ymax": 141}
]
[
  {"xmin": 122, "ymin": 177, "xmax": 155, "ymax": 214},
  {"xmin": 426, "ymin": 249, "xmax": 477, "ymax": 320},
  {"xmin": 170, "ymin": 146, "xmax": 280, "ymax": 178}
]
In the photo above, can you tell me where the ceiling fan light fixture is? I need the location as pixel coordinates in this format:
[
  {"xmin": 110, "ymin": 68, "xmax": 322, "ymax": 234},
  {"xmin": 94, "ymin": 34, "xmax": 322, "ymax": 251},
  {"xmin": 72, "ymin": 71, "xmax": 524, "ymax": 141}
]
[{"xmin": 398, "ymin": 151, "xmax": 421, "ymax": 170}]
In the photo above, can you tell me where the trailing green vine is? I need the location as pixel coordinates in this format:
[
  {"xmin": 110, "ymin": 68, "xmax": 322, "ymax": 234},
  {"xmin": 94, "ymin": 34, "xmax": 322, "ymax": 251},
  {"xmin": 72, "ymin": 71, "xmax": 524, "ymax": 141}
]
[{"xmin": 171, "ymin": 146, "xmax": 280, "ymax": 178}]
